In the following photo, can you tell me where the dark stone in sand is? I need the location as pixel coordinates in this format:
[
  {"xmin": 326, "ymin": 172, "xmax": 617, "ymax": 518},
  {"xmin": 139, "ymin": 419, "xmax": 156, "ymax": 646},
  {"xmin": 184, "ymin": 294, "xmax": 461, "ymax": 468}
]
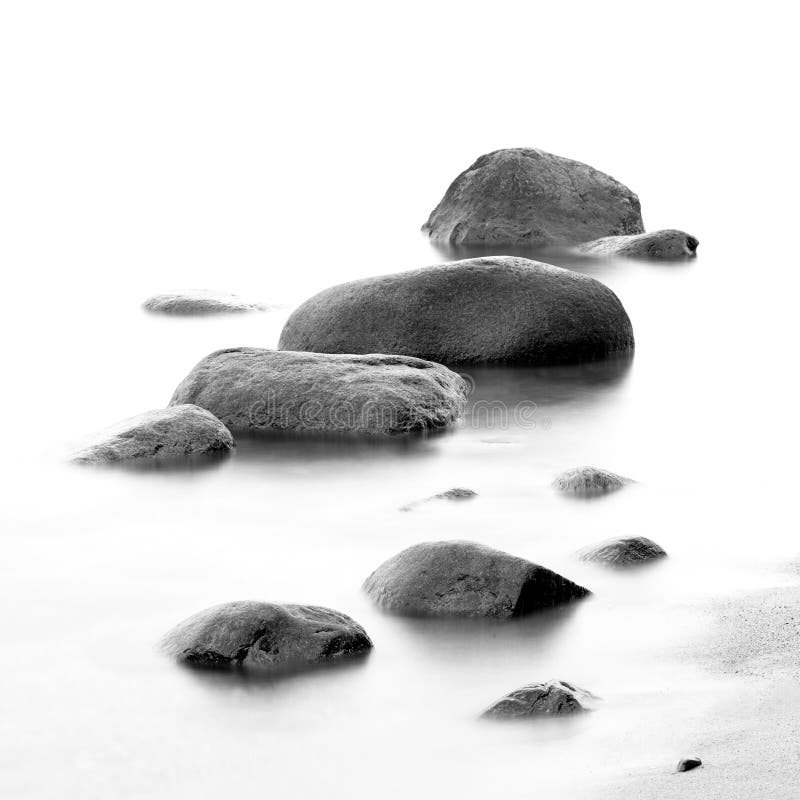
[
  {"xmin": 422, "ymin": 147, "xmax": 643, "ymax": 247},
  {"xmin": 143, "ymin": 291, "xmax": 268, "ymax": 314},
  {"xmin": 363, "ymin": 540, "xmax": 590, "ymax": 618},
  {"xmin": 676, "ymin": 757, "xmax": 703, "ymax": 773},
  {"xmin": 399, "ymin": 487, "xmax": 477, "ymax": 511},
  {"xmin": 161, "ymin": 601, "xmax": 372, "ymax": 672},
  {"xmin": 278, "ymin": 257, "xmax": 634, "ymax": 366},
  {"xmin": 575, "ymin": 229, "xmax": 699, "ymax": 260},
  {"xmin": 70, "ymin": 404, "xmax": 234, "ymax": 464},
  {"xmin": 579, "ymin": 536, "xmax": 667, "ymax": 567},
  {"xmin": 553, "ymin": 466, "xmax": 633, "ymax": 496},
  {"xmin": 169, "ymin": 348, "xmax": 467, "ymax": 436},
  {"xmin": 482, "ymin": 680, "xmax": 598, "ymax": 719}
]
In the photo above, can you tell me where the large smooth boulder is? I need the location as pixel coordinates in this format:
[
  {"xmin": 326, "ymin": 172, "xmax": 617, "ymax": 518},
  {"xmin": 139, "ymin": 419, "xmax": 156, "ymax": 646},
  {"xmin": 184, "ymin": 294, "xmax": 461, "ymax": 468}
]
[
  {"xmin": 553, "ymin": 466, "xmax": 633, "ymax": 496},
  {"xmin": 278, "ymin": 257, "xmax": 634, "ymax": 366},
  {"xmin": 363, "ymin": 540, "xmax": 590, "ymax": 618},
  {"xmin": 161, "ymin": 601, "xmax": 372, "ymax": 671},
  {"xmin": 143, "ymin": 291, "xmax": 269, "ymax": 314},
  {"xmin": 170, "ymin": 348, "xmax": 467, "ymax": 436},
  {"xmin": 422, "ymin": 148, "xmax": 644, "ymax": 247},
  {"xmin": 70, "ymin": 405, "xmax": 234, "ymax": 464},
  {"xmin": 575, "ymin": 229, "xmax": 699, "ymax": 260},
  {"xmin": 482, "ymin": 680, "xmax": 597, "ymax": 719},
  {"xmin": 578, "ymin": 536, "xmax": 667, "ymax": 567}
]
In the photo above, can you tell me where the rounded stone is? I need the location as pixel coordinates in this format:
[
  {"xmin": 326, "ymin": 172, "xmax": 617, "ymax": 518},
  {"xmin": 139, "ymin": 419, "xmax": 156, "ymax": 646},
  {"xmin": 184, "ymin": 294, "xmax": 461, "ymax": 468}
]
[
  {"xmin": 576, "ymin": 229, "xmax": 699, "ymax": 260},
  {"xmin": 482, "ymin": 680, "xmax": 598, "ymax": 719},
  {"xmin": 553, "ymin": 466, "xmax": 633, "ymax": 496},
  {"xmin": 578, "ymin": 536, "xmax": 667, "ymax": 567}
]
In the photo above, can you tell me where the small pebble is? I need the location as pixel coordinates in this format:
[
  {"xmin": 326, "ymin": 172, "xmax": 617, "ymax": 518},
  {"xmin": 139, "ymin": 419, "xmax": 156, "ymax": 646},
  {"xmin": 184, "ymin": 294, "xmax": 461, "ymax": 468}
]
[{"xmin": 676, "ymin": 757, "xmax": 702, "ymax": 773}]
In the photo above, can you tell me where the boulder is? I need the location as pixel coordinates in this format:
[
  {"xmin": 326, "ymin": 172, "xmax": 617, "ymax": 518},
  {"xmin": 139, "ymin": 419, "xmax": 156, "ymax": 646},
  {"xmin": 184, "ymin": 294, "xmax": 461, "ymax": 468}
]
[
  {"xmin": 578, "ymin": 536, "xmax": 667, "ymax": 567},
  {"xmin": 553, "ymin": 466, "xmax": 633, "ymax": 496},
  {"xmin": 575, "ymin": 229, "xmax": 699, "ymax": 260},
  {"xmin": 278, "ymin": 257, "xmax": 634, "ymax": 366},
  {"xmin": 70, "ymin": 404, "xmax": 234, "ymax": 464},
  {"xmin": 422, "ymin": 147, "xmax": 644, "ymax": 247},
  {"xmin": 363, "ymin": 540, "xmax": 590, "ymax": 618},
  {"xmin": 161, "ymin": 601, "xmax": 372, "ymax": 671},
  {"xmin": 169, "ymin": 348, "xmax": 468, "ymax": 436},
  {"xmin": 676, "ymin": 757, "xmax": 703, "ymax": 773},
  {"xmin": 482, "ymin": 680, "xmax": 598, "ymax": 719},
  {"xmin": 399, "ymin": 487, "xmax": 477, "ymax": 512},
  {"xmin": 143, "ymin": 291, "xmax": 269, "ymax": 314}
]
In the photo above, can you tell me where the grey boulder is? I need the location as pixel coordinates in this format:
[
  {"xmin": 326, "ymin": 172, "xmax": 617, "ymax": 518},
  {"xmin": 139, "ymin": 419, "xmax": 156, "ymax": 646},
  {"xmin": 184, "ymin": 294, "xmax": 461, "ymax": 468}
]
[
  {"xmin": 553, "ymin": 466, "xmax": 633, "ymax": 496},
  {"xmin": 575, "ymin": 229, "xmax": 699, "ymax": 260},
  {"xmin": 70, "ymin": 404, "xmax": 234, "ymax": 464},
  {"xmin": 399, "ymin": 487, "xmax": 477, "ymax": 512},
  {"xmin": 578, "ymin": 536, "xmax": 667, "ymax": 567},
  {"xmin": 363, "ymin": 540, "xmax": 590, "ymax": 618},
  {"xmin": 161, "ymin": 601, "xmax": 372, "ymax": 671},
  {"xmin": 143, "ymin": 291, "xmax": 269, "ymax": 314},
  {"xmin": 422, "ymin": 147, "xmax": 643, "ymax": 247},
  {"xmin": 482, "ymin": 680, "xmax": 598, "ymax": 719},
  {"xmin": 279, "ymin": 257, "xmax": 634, "ymax": 366},
  {"xmin": 169, "ymin": 348, "xmax": 468, "ymax": 436}
]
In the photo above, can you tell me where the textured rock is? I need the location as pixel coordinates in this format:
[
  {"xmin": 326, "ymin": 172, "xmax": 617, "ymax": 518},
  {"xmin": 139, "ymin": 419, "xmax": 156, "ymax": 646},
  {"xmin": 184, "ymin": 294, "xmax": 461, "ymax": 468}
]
[
  {"xmin": 161, "ymin": 601, "xmax": 372, "ymax": 672},
  {"xmin": 422, "ymin": 148, "xmax": 643, "ymax": 247},
  {"xmin": 143, "ymin": 291, "xmax": 269, "ymax": 314},
  {"xmin": 70, "ymin": 405, "xmax": 234, "ymax": 463},
  {"xmin": 579, "ymin": 536, "xmax": 667, "ymax": 566},
  {"xmin": 676, "ymin": 757, "xmax": 703, "ymax": 773},
  {"xmin": 575, "ymin": 229, "xmax": 699, "ymax": 260},
  {"xmin": 363, "ymin": 540, "xmax": 590, "ymax": 618},
  {"xmin": 482, "ymin": 680, "xmax": 598, "ymax": 719},
  {"xmin": 169, "ymin": 348, "xmax": 467, "ymax": 436},
  {"xmin": 553, "ymin": 466, "xmax": 633, "ymax": 496},
  {"xmin": 399, "ymin": 487, "xmax": 477, "ymax": 512},
  {"xmin": 279, "ymin": 257, "xmax": 634, "ymax": 366}
]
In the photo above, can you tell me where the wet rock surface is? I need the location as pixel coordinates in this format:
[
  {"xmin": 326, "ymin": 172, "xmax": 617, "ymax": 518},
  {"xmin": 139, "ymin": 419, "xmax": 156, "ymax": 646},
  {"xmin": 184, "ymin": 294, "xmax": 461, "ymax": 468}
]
[
  {"xmin": 70, "ymin": 404, "xmax": 234, "ymax": 464},
  {"xmin": 170, "ymin": 348, "xmax": 468, "ymax": 436},
  {"xmin": 363, "ymin": 540, "xmax": 590, "ymax": 618},
  {"xmin": 553, "ymin": 466, "xmax": 633, "ymax": 496},
  {"xmin": 161, "ymin": 601, "xmax": 373, "ymax": 672},
  {"xmin": 279, "ymin": 257, "xmax": 634, "ymax": 366},
  {"xmin": 482, "ymin": 679, "xmax": 598, "ymax": 719},
  {"xmin": 575, "ymin": 229, "xmax": 699, "ymax": 260}
]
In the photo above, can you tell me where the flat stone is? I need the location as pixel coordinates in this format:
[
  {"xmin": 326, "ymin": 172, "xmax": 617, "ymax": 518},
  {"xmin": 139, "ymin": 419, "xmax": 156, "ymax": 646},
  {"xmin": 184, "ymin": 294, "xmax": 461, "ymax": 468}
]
[
  {"xmin": 143, "ymin": 291, "xmax": 269, "ymax": 314},
  {"xmin": 399, "ymin": 487, "xmax": 477, "ymax": 511},
  {"xmin": 575, "ymin": 229, "xmax": 699, "ymax": 260}
]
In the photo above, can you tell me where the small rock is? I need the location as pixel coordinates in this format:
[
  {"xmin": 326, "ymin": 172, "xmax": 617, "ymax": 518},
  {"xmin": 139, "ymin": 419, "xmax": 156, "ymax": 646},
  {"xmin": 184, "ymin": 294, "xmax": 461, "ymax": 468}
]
[
  {"xmin": 482, "ymin": 680, "xmax": 598, "ymax": 719},
  {"xmin": 70, "ymin": 404, "xmax": 234, "ymax": 463},
  {"xmin": 400, "ymin": 487, "xmax": 477, "ymax": 511},
  {"xmin": 161, "ymin": 601, "xmax": 373, "ymax": 673},
  {"xmin": 578, "ymin": 536, "xmax": 667, "ymax": 567},
  {"xmin": 143, "ymin": 291, "xmax": 270, "ymax": 315},
  {"xmin": 363, "ymin": 540, "xmax": 590, "ymax": 618},
  {"xmin": 575, "ymin": 229, "xmax": 699, "ymax": 260},
  {"xmin": 676, "ymin": 757, "xmax": 702, "ymax": 773},
  {"xmin": 553, "ymin": 466, "xmax": 633, "ymax": 496}
]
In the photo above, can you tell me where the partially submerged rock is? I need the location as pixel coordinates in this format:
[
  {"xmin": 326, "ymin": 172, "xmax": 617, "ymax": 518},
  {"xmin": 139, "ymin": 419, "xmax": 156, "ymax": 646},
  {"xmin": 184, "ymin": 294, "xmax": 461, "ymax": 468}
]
[
  {"xmin": 575, "ymin": 229, "xmax": 699, "ymax": 260},
  {"xmin": 169, "ymin": 348, "xmax": 468, "ymax": 436},
  {"xmin": 363, "ymin": 540, "xmax": 590, "ymax": 618},
  {"xmin": 676, "ymin": 757, "xmax": 703, "ymax": 773},
  {"xmin": 70, "ymin": 405, "xmax": 234, "ymax": 464},
  {"xmin": 161, "ymin": 601, "xmax": 372, "ymax": 672},
  {"xmin": 399, "ymin": 487, "xmax": 477, "ymax": 511},
  {"xmin": 579, "ymin": 536, "xmax": 667, "ymax": 567},
  {"xmin": 482, "ymin": 680, "xmax": 598, "ymax": 719},
  {"xmin": 279, "ymin": 257, "xmax": 634, "ymax": 366},
  {"xmin": 143, "ymin": 291, "xmax": 269, "ymax": 315},
  {"xmin": 553, "ymin": 466, "xmax": 633, "ymax": 496},
  {"xmin": 422, "ymin": 147, "xmax": 643, "ymax": 247}
]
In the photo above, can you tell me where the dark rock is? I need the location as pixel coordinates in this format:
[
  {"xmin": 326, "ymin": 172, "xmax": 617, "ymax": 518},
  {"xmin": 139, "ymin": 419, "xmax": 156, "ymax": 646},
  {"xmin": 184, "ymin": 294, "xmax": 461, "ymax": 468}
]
[
  {"xmin": 575, "ymin": 229, "xmax": 699, "ymax": 260},
  {"xmin": 363, "ymin": 540, "xmax": 590, "ymax": 618},
  {"xmin": 579, "ymin": 536, "xmax": 667, "ymax": 566},
  {"xmin": 422, "ymin": 147, "xmax": 643, "ymax": 247},
  {"xmin": 676, "ymin": 757, "xmax": 703, "ymax": 773},
  {"xmin": 70, "ymin": 404, "xmax": 234, "ymax": 463},
  {"xmin": 161, "ymin": 601, "xmax": 372, "ymax": 672},
  {"xmin": 553, "ymin": 466, "xmax": 633, "ymax": 496},
  {"xmin": 482, "ymin": 680, "xmax": 598, "ymax": 719},
  {"xmin": 169, "ymin": 348, "xmax": 468, "ymax": 436},
  {"xmin": 399, "ymin": 487, "xmax": 477, "ymax": 511},
  {"xmin": 279, "ymin": 257, "xmax": 634, "ymax": 366},
  {"xmin": 143, "ymin": 291, "xmax": 269, "ymax": 314}
]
